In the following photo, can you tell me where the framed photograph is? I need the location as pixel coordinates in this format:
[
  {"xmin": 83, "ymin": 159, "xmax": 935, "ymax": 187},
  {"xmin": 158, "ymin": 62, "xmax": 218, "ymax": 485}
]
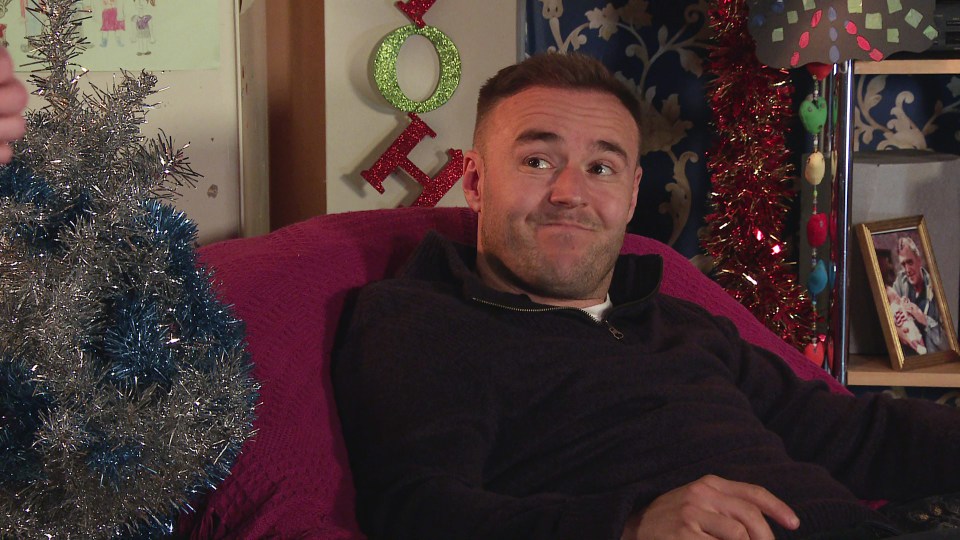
[{"xmin": 855, "ymin": 216, "xmax": 960, "ymax": 371}]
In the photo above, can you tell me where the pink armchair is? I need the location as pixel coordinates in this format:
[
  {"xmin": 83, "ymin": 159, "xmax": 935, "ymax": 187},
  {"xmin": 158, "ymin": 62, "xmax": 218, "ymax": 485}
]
[{"xmin": 176, "ymin": 206, "xmax": 845, "ymax": 539}]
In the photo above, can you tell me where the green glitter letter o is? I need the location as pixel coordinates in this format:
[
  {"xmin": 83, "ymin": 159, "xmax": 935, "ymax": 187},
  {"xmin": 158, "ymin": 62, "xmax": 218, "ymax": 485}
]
[{"xmin": 374, "ymin": 25, "xmax": 461, "ymax": 113}]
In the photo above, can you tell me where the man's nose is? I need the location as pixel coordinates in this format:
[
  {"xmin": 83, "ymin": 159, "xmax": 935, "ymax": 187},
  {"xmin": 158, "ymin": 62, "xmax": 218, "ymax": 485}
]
[{"xmin": 549, "ymin": 166, "xmax": 586, "ymax": 207}]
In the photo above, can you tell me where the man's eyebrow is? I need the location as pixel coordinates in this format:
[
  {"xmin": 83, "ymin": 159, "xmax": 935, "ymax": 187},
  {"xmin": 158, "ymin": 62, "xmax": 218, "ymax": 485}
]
[
  {"xmin": 515, "ymin": 130, "xmax": 630, "ymax": 162},
  {"xmin": 593, "ymin": 140, "xmax": 629, "ymax": 162},
  {"xmin": 515, "ymin": 130, "xmax": 561, "ymax": 145}
]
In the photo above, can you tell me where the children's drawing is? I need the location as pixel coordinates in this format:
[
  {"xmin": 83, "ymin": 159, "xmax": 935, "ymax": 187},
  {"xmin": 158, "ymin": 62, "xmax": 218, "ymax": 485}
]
[
  {"xmin": 131, "ymin": 0, "xmax": 155, "ymax": 56},
  {"xmin": 2, "ymin": 0, "xmax": 219, "ymax": 72},
  {"xmin": 100, "ymin": 0, "xmax": 125, "ymax": 47}
]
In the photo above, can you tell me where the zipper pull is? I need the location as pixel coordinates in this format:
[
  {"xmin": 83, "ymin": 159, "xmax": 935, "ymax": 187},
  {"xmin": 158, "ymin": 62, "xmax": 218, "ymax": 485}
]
[{"xmin": 604, "ymin": 320, "xmax": 625, "ymax": 341}]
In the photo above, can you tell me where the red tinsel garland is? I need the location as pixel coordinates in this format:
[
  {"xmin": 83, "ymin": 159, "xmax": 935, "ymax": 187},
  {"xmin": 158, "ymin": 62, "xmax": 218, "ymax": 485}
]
[{"xmin": 704, "ymin": 0, "xmax": 816, "ymax": 349}]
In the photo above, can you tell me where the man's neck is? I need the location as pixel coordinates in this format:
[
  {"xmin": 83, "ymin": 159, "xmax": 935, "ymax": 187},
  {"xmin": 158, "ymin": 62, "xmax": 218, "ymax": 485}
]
[
  {"xmin": 474, "ymin": 256, "xmax": 610, "ymax": 309},
  {"xmin": 525, "ymin": 291, "xmax": 609, "ymax": 309}
]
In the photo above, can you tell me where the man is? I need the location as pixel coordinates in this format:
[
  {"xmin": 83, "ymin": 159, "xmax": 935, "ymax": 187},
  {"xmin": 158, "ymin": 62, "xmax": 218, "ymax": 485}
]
[
  {"xmin": 892, "ymin": 236, "xmax": 945, "ymax": 354},
  {"xmin": 0, "ymin": 46, "xmax": 26, "ymax": 163},
  {"xmin": 333, "ymin": 54, "xmax": 960, "ymax": 540}
]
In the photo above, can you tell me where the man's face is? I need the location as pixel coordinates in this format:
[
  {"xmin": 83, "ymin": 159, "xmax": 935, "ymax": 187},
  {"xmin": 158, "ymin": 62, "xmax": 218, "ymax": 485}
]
[
  {"xmin": 899, "ymin": 247, "xmax": 923, "ymax": 289},
  {"xmin": 462, "ymin": 86, "xmax": 642, "ymax": 307}
]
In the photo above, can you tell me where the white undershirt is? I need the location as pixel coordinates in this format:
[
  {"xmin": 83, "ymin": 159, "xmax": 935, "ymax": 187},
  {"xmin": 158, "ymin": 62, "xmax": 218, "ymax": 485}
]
[{"xmin": 580, "ymin": 295, "xmax": 613, "ymax": 322}]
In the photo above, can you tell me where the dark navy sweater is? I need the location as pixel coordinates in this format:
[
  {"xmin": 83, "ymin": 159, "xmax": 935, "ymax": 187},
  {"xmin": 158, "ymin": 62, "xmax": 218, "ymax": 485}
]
[{"xmin": 333, "ymin": 232, "xmax": 960, "ymax": 539}]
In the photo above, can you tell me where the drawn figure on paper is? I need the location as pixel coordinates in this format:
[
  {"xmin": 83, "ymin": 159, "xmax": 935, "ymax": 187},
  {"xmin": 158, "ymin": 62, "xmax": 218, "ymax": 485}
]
[
  {"xmin": 0, "ymin": 24, "xmax": 8, "ymax": 49},
  {"xmin": 100, "ymin": 0, "xmax": 125, "ymax": 47},
  {"xmin": 19, "ymin": 0, "xmax": 43, "ymax": 52},
  {"xmin": 131, "ymin": 0, "xmax": 155, "ymax": 56},
  {"xmin": 0, "ymin": 0, "xmax": 13, "ymax": 18}
]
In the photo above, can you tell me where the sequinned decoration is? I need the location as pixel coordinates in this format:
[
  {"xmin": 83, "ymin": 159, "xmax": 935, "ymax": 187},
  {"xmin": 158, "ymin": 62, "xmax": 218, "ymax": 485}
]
[
  {"xmin": 395, "ymin": 0, "xmax": 437, "ymax": 27},
  {"xmin": 374, "ymin": 24, "xmax": 462, "ymax": 113},
  {"xmin": 361, "ymin": 113, "xmax": 464, "ymax": 206}
]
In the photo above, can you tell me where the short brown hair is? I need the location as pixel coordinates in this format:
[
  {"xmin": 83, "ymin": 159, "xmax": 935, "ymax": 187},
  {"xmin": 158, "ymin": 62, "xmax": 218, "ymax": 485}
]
[{"xmin": 474, "ymin": 53, "xmax": 642, "ymax": 150}]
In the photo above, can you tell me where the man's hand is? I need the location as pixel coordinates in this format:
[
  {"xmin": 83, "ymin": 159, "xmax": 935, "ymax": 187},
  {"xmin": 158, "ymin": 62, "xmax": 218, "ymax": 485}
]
[
  {"xmin": 902, "ymin": 300, "xmax": 928, "ymax": 327},
  {"xmin": 622, "ymin": 475, "xmax": 800, "ymax": 540},
  {"xmin": 0, "ymin": 47, "xmax": 27, "ymax": 164}
]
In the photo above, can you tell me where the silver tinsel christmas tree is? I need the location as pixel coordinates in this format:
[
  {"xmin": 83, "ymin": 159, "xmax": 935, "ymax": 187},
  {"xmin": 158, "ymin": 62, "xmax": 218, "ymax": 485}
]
[{"xmin": 0, "ymin": 1, "xmax": 258, "ymax": 537}]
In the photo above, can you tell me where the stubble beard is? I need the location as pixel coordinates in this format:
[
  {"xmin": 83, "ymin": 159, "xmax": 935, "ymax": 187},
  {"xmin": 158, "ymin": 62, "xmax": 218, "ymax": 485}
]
[{"xmin": 481, "ymin": 215, "xmax": 622, "ymax": 302}]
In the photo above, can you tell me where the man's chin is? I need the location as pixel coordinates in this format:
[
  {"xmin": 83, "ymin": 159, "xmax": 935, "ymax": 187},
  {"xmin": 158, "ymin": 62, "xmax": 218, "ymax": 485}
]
[
  {"xmin": 537, "ymin": 259, "xmax": 604, "ymax": 291},
  {"xmin": 535, "ymin": 228, "xmax": 596, "ymax": 253}
]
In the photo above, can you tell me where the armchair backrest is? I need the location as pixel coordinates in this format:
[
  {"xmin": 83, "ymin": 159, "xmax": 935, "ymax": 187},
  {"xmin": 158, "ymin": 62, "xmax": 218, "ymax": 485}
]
[{"xmin": 177, "ymin": 206, "xmax": 843, "ymax": 539}]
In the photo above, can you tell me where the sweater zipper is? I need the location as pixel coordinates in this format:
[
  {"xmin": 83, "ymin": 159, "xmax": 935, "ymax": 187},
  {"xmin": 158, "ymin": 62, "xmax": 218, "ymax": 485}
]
[
  {"xmin": 471, "ymin": 297, "xmax": 625, "ymax": 341},
  {"xmin": 603, "ymin": 319, "xmax": 625, "ymax": 340}
]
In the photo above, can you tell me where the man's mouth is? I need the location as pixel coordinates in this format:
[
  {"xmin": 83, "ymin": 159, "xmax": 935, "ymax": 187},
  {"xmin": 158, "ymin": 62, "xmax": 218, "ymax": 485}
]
[
  {"xmin": 541, "ymin": 221, "xmax": 594, "ymax": 231},
  {"xmin": 534, "ymin": 214, "xmax": 598, "ymax": 232}
]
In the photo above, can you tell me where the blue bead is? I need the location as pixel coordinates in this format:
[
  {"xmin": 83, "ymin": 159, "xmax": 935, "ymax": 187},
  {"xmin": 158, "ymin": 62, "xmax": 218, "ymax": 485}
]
[{"xmin": 808, "ymin": 260, "xmax": 828, "ymax": 295}]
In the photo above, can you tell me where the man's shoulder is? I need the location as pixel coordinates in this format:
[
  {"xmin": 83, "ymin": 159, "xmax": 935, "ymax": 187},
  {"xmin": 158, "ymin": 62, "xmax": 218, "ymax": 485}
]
[
  {"xmin": 393, "ymin": 230, "xmax": 477, "ymax": 280},
  {"xmin": 358, "ymin": 270, "xmax": 455, "ymax": 301},
  {"xmin": 658, "ymin": 291, "xmax": 732, "ymax": 325},
  {"xmin": 353, "ymin": 231, "xmax": 473, "ymax": 305}
]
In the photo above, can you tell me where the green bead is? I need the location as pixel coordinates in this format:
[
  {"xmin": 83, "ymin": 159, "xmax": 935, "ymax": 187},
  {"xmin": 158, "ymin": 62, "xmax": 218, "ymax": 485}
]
[{"xmin": 799, "ymin": 95, "xmax": 828, "ymax": 135}]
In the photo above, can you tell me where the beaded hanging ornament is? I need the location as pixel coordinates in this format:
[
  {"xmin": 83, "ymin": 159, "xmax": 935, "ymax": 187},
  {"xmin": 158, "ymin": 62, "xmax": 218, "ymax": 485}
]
[
  {"xmin": 799, "ymin": 62, "xmax": 834, "ymax": 368},
  {"xmin": 747, "ymin": 0, "xmax": 942, "ymax": 368}
]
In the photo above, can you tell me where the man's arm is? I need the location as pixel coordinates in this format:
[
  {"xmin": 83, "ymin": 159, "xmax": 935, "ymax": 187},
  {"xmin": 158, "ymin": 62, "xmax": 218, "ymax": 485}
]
[
  {"xmin": 332, "ymin": 283, "xmax": 644, "ymax": 540},
  {"xmin": 901, "ymin": 298, "xmax": 946, "ymax": 352},
  {"xmin": 714, "ymin": 315, "xmax": 960, "ymax": 501}
]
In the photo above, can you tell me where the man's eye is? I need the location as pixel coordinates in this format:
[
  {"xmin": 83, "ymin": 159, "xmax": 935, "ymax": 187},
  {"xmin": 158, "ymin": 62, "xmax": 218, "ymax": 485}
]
[
  {"xmin": 525, "ymin": 157, "xmax": 550, "ymax": 169},
  {"xmin": 589, "ymin": 163, "xmax": 614, "ymax": 176}
]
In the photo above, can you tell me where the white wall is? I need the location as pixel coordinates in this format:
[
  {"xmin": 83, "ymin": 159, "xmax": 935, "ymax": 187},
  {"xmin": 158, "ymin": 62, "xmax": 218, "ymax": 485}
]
[
  {"xmin": 19, "ymin": 0, "xmax": 241, "ymax": 245},
  {"xmin": 325, "ymin": 0, "xmax": 519, "ymax": 213}
]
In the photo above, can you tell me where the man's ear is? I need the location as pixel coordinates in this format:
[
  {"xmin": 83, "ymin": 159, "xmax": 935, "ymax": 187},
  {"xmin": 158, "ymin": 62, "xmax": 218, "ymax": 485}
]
[
  {"xmin": 462, "ymin": 150, "xmax": 483, "ymax": 212},
  {"xmin": 626, "ymin": 165, "xmax": 642, "ymax": 220}
]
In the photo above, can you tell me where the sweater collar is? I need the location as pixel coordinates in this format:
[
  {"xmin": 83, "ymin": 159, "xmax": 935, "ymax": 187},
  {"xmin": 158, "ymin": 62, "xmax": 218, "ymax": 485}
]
[{"xmin": 399, "ymin": 231, "xmax": 663, "ymax": 309}]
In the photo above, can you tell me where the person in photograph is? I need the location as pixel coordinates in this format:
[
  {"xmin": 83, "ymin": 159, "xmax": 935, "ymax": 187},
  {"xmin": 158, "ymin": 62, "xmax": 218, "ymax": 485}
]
[
  {"xmin": 877, "ymin": 248, "xmax": 897, "ymax": 288},
  {"xmin": 886, "ymin": 285, "xmax": 927, "ymax": 356},
  {"xmin": 876, "ymin": 248, "xmax": 925, "ymax": 356},
  {"xmin": 892, "ymin": 236, "xmax": 946, "ymax": 354}
]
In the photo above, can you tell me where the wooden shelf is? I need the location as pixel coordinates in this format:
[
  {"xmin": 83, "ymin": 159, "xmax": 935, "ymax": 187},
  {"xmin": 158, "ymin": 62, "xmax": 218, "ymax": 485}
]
[
  {"xmin": 848, "ymin": 354, "xmax": 960, "ymax": 387},
  {"xmin": 854, "ymin": 59, "xmax": 960, "ymax": 75}
]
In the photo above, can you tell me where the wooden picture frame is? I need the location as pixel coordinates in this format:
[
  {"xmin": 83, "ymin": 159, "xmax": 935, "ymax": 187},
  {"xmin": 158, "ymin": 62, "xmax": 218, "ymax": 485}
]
[{"xmin": 855, "ymin": 216, "xmax": 960, "ymax": 371}]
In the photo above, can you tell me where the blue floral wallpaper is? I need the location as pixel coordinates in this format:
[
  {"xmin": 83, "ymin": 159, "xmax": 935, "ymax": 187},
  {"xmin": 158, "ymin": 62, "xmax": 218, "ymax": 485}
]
[
  {"xmin": 523, "ymin": 1, "xmax": 960, "ymax": 260},
  {"xmin": 855, "ymin": 73, "xmax": 960, "ymax": 152}
]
